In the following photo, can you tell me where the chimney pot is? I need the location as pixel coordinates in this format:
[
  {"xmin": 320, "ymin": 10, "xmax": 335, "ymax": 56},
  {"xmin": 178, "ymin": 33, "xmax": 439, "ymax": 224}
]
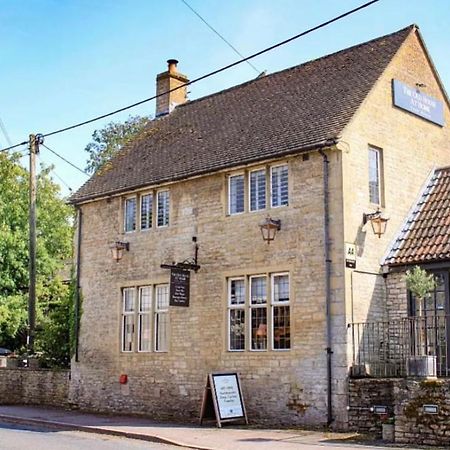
[{"xmin": 167, "ymin": 59, "xmax": 179, "ymax": 73}]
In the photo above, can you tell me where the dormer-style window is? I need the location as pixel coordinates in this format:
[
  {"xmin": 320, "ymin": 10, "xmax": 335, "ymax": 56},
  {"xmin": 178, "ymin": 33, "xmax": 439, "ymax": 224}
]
[
  {"xmin": 249, "ymin": 169, "xmax": 266, "ymax": 211},
  {"xmin": 271, "ymin": 165, "xmax": 288, "ymax": 208},
  {"xmin": 124, "ymin": 197, "xmax": 137, "ymax": 232},
  {"xmin": 157, "ymin": 190, "xmax": 170, "ymax": 227},
  {"xmin": 229, "ymin": 174, "xmax": 245, "ymax": 215},
  {"xmin": 140, "ymin": 193, "xmax": 153, "ymax": 230}
]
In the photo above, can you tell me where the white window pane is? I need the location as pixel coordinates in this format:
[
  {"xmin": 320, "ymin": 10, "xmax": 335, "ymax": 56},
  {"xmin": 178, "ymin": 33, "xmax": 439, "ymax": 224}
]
[
  {"xmin": 139, "ymin": 314, "xmax": 151, "ymax": 352},
  {"xmin": 124, "ymin": 198, "xmax": 136, "ymax": 232},
  {"xmin": 369, "ymin": 148, "xmax": 380, "ymax": 204},
  {"xmin": 250, "ymin": 170, "xmax": 266, "ymax": 211},
  {"xmin": 229, "ymin": 175, "xmax": 244, "ymax": 214},
  {"xmin": 251, "ymin": 308, "xmax": 267, "ymax": 350},
  {"xmin": 139, "ymin": 287, "xmax": 151, "ymax": 312},
  {"xmin": 271, "ymin": 165, "xmax": 288, "ymax": 207},
  {"xmin": 230, "ymin": 279, "xmax": 245, "ymax": 305},
  {"xmin": 273, "ymin": 275, "xmax": 289, "ymax": 302},
  {"xmin": 156, "ymin": 285, "xmax": 169, "ymax": 309},
  {"xmin": 157, "ymin": 191, "xmax": 170, "ymax": 227},
  {"xmin": 141, "ymin": 194, "xmax": 153, "ymax": 230},
  {"xmin": 122, "ymin": 315, "xmax": 134, "ymax": 352},
  {"xmin": 123, "ymin": 288, "xmax": 135, "ymax": 312},
  {"xmin": 273, "ymin": 305, "xmax": 290, "ymax": 350},
  {"xmin": 229, "ymin": 309, "xmax": 245, "ymax": 350},
  {"xmin": 251, "ymin": 277, "xmax": 267, "ymax": 304},
  {"xmin": 155, "ymin": 312, "xmax": 168, "ymax": 351}
]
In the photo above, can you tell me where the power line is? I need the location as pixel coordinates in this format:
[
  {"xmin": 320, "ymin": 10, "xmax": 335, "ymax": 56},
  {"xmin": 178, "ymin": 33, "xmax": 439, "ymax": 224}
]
[
  {"xmin": 36, "ymin": 152, "xmax": 73, "ymax": 192},
  {"xmin": 0, "ymin": 0, "xmax": 380, "ymax": 152},
  {"xmin": 41, "ymin": 144, "xmax": 90, "ymax": 176},
  {"xmin": 0, "ymin": 115, "xmax": 13, "ymax": 147},
  {"xmin": 180, "ymin": 0, "xmax": 260, "ymax": 74}
]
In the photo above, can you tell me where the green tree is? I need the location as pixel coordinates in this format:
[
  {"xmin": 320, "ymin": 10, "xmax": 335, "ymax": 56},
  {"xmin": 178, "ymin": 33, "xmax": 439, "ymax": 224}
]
[
  {"xmin": 0, "ymin": 151, "xmax": 73, "ymax": 365},
  {"xmin": 406, "ymin": 266, "xmax": 436, "ymax": 315},
  {"xmin": 85, "ymin": 115, "xmax": 149, "ymax": 174}
]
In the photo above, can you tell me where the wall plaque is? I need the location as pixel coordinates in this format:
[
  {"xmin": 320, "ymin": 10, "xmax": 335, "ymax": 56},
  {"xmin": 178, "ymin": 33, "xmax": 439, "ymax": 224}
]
[
  {"xmin": 169, "ymin": 268, "xmax": 190, "ymax": 307},
  {"xmin": 392, "ymin": 79, "xmax": 444, "ymax": 126}
]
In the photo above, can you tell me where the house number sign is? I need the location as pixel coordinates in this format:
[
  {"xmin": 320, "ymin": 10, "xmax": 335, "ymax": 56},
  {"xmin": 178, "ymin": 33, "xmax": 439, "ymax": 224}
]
[
  {"xmin": 169, "ymin": 268, "xmax": 190, "ymax": 307},
  {"xmin": 345, "ymin": 242, "xmax": 356, "ymax": 269}
]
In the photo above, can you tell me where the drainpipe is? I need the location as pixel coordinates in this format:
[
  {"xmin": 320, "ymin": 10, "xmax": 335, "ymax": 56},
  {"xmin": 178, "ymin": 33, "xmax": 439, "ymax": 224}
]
[
  {"xmin": 74, "ymin": 206, "xmax": 82, "ymax": 362},
  {"xmin": 318, "ymin": 148, "xmax": 333, "ymax": 427}
]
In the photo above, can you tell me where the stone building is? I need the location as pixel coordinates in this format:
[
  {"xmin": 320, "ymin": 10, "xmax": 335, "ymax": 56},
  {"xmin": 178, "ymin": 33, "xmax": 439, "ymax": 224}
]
[{"xmin": 69, "ymin": 24, "xmax": 450, "ymax": 429}]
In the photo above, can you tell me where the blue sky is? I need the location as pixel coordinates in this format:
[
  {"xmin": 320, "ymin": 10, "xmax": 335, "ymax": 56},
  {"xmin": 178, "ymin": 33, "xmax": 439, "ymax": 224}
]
[{"xmin": 1, "ymin": 0, "xmax": 449, "ymax": 196}]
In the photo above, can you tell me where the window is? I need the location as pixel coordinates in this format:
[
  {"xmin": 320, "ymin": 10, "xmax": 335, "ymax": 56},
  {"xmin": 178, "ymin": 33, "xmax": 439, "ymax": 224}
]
[
  {"xmin": 121, "ymin": 284, "xmax": 169, "ymax": 353},
  {"xmin": 369, "ymin": 147, "xmax": 383, "ymax": 205},
  {"xmin": 124, "ymin": 197, "xmax": 137, "ymax": 232},
  {"xmin": 229, "ymin": 174, "xmax": 245, "ymax": 215},
  {"xmin": 155, "ymin": 285, "xmax": 169, "ymax": 352},
  {"xmin": 249, "ymin": 169, "xmax": 266, "ymax": 211},
  {"xmin": 157, "ymin": 191, "xmax": 170, "ymax": 227},
  {"xmin": 122, "ymin": 288, "xmax": 135, "ymax": 352},
  {"xmin": 227, "ymin": 273, "xmax": 290, "ymax": 351},
  {"xmin": 271, "ymin": 165, "xmax": 289, "ymax": 207},
  {"xmin": 140, "ymin": 194, "xmax": 153, "ymax": 230}
]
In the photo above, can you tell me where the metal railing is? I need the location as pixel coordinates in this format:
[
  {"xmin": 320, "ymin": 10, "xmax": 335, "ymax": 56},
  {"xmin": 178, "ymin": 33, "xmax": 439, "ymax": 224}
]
[{"xmin": 349, "ymin": 315, "xmax": 450, "ymax": 378}]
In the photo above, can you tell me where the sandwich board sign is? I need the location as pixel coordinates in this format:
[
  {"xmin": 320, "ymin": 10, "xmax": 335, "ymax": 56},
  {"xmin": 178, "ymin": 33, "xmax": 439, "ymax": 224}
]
[{"xmin": 200, "ymin": 372, "xmax": 248, "ymax": 427}]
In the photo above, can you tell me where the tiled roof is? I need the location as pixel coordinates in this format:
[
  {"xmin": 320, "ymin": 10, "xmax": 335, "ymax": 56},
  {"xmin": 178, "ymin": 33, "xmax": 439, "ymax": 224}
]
[
  {"xmin": 385, "ymin": 167, "xmax": 450, "ymax": 266},
  {"xmin": 70, "ymin": 25, "xmax": 414, "ymax": 204}
]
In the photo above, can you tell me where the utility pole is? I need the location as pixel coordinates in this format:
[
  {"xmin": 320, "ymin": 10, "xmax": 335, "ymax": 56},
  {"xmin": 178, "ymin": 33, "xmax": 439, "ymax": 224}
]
[{"xmin": 28, "ymin": 133, "xmax": 43, "ymax": 354}]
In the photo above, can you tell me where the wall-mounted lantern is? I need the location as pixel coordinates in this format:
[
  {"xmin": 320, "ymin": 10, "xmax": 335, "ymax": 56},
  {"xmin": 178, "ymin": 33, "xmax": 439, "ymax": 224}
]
[
  {"xmin": 110, "ymin": 241, "xmax": 129, "ymax": 262},
  {"xmin": 259, "ymin": 216, "xmax": 281, "ymax": 244},
  {"xmin": 363, "ymin": 209, "xmax": 389, "ymax": 238}
]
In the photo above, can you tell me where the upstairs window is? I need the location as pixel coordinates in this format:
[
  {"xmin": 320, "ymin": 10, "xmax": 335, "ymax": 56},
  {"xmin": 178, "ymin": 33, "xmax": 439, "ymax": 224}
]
[
  {"xmin": 140, "ymin": 194, "xmax": 153, "ymax": 230},
  {"xmin": 271, "ymin": 165, "xmax": 289, "ymax": 207},
  {"xmin": 249, "ymin": 169, "xmax": 266, "ymax": 211},
  {"xmin": 124, "ymin": 197, "xmax": 137, "ymax": 232},
  {"xmin": 157, "ymin": 191, "xmax": 170, "ymax": 227},
  {"xmin": 229, "ymin": 174, "xmax": 245, "ymax": 215},
  {"xmin": 369, "ymin": 146, "xmax": 383, "ymax": 205}
]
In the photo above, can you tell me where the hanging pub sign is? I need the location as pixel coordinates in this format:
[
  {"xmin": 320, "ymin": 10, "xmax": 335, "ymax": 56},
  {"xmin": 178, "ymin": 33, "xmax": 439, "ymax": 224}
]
[
  {"xmin": 392, "ymin": 79, "xmax": 444, "ymax": 126},
  {"xmin": 169, "ymin": 268, "xmax": 190, "ymax": 307},
  {"xmin": 200, "ymin": 372, "xmax": 248, "ymax": 428}
]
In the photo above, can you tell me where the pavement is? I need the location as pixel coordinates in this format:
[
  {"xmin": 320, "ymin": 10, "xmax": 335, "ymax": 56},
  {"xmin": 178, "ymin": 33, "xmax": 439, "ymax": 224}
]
[{"xmin": 0, "ymin": 404, "xmax": 384, "ymax": 450}]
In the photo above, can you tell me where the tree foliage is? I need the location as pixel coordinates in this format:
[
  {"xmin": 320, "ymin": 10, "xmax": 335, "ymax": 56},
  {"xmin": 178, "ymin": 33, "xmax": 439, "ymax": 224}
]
[
  {"xmin": 406, "ymin": 266, "xmax": 436, "ymax": 301},
  {"xmin": 0, "ymin": 152, "xmax": 73, "ymax": 366},
  {"xmin": 84, "ymin": 115, "xmax": 150, "ymax": 174}
]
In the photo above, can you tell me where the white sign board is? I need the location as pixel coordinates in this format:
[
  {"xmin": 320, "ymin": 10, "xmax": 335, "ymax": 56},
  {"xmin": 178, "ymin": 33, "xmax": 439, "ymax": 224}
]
[
  {"xmin": 345, "ymin": 242, "xmax": 356, "ymax": 268},
  {"xmin": 212, "ymin": 374, "xmax": 244, "ymax": 420}
]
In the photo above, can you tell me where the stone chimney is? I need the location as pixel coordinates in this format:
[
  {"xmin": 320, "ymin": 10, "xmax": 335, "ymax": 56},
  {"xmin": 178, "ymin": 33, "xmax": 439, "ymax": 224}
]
[{"xmin": 155, "ymin": 59, "xmax": 189, "ymax": 117}]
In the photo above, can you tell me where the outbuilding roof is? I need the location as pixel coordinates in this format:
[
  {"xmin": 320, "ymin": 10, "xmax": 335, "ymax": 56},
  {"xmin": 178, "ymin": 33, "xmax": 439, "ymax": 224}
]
[
  {"xmin": 385, "ymin": 167, "xmax": 450, "ymax": 267},
  {"xmin": 70, "ymin": 25, "xmax": 415, "ymax": 204}
]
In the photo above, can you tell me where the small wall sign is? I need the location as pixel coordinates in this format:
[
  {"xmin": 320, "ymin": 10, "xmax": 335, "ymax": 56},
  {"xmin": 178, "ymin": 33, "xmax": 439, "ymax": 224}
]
[
  {"xmin": 200, "ymin": 372, "xmax": 248, "ymax": 428},
  {"xmin": 345, "ymin": 242, "xmax": 356, "ymax": 269},
  {"xmin": 392, "ymin": 79, "xmax": 444, "ymax": 126},
  {"xmin": 423, "ymin": 404, "xmax": 439, "ymax": 414},
  {"xmin": 169, "ymin": 268, "xmax": 190, "ymax": 307}
]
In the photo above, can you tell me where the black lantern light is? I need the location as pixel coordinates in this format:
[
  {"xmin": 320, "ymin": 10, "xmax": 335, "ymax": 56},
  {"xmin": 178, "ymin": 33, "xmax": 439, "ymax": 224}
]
[
  {"xmin": 259, "ymin": 216, "xmax": 281, "ymax": 244},
  {"xmin": 363, "ymin": 209, "xmax": 389, "ymax": 238},
  {"xmin": 110, "ymin": 241, "xmax": 130, "ymax": 262}
]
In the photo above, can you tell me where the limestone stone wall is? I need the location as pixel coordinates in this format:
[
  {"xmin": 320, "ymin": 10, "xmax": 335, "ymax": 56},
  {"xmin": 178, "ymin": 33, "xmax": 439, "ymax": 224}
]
[
  {"xmin": 0, "ymin": 368, "xmax": 69, "ymax": 407},
  {"xmin": 72, "ymin": 151, "xmax": 344, "ymax": 426}
]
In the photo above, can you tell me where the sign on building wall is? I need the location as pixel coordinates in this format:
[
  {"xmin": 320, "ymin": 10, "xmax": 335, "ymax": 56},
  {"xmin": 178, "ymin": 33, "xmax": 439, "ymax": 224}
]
[
  {"xmin": 392, "ymin": 79, "xmax": 444, "ymax": 126},
  {"xmin": 169, "ymin": 268, "xmax": 190, "ymax": 307},
  {"xmin": 345, "ymin": 242, "xmax": 357, "ymax": 269},
  {"xmin": 200, "ymin": 372, "xmax": 248, "ymax": 427}
]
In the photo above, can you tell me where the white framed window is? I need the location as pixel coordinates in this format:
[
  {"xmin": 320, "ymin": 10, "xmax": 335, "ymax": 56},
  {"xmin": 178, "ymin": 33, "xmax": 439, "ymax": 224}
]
[
  {"xmin": 228, "ymin": 174, "xmax": 245, "ymax": 215},
  {"xmin": 140, "ymin": 193, "xmax": 153, "ymax": 230},
  {"xmin": 249, "ymin": 169, "xmax": 266, "ymax": 211},
  {"xmin": 155, "ymin": 284, "xmax": 169, "ymax": 352},
  {"xmin": 228, "ymin": 278, "xmax": 246, "ymax": 351},
  {"xmin": 271, "ymin": 273, "xmax": 290, "ymax": 350},
  {"xmin": 271, "ymin": 165, "xmax": 288, "ymax": 208},
  {"xmin": 368, "ymin": 146, "xmax": 383, "ymax": 205},
  {"xmin": 121, "ymin": 284, "xmax": 169, "ymax": 353},
  {"xmin": 121, "ymin": 288, "xmax": 136, "ymax": 352},
  {"xmin": 138, "ymin": 287, "xmax": 152, "ymax": 352},
  {"xmin": 227, "ymin": 273, "xmax": 290, "ymax": 352},
  {"xmin": 157, "ymin": 190, "xmax": 170, "ymax": 227},
  {"xmin": 124, "ymin": 197, "xmax": 137, "ymax": 232}
]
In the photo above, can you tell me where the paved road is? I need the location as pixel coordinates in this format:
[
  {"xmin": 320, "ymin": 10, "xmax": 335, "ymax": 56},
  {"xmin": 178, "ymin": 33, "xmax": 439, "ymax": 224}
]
[{"xmin": 0, "ymin": 422, "xmax": 183, "ymax": 450}]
